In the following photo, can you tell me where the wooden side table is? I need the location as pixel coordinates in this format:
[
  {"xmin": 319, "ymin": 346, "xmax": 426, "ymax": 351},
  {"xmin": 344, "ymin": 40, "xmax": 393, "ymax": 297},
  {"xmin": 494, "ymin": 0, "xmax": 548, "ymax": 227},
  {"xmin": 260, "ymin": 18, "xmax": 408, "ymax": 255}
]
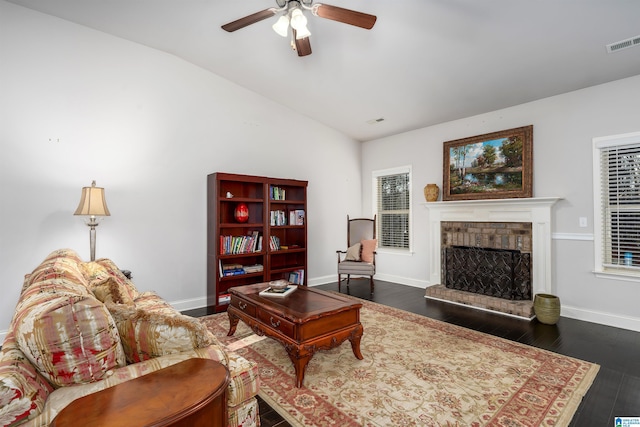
[{"xmin": 51, "ymin": 358, "xmax": 229, "ymax": 427}]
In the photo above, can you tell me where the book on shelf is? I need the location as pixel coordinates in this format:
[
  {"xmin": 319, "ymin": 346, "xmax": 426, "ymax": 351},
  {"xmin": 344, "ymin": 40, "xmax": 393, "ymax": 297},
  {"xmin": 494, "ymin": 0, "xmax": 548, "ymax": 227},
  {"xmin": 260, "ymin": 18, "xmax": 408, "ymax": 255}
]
[
  {"xmin": 279, "ymin": 244, "xmax": 300, "ymax": 250},
  {"xmin": 220, "ymin": 262, "xmax": 263, "ymax": 277},
  {"xmin": 222, "ymin": 263, "xmax": 243, "ymax": 270},
  {"xmin": 218, "ymin": 293, "xmax": 231, "ymax": 304},
  {"xmin": 243, "ymin": 264, "xmax": 264, "ymax": 273},
  {"xmin": 288, "ymin": 269, "xmax": 305, "ymax": 285},
  {"xmin": 269, "ymin": 235, "xmax": 280, "ymax": 251},
  {"xmin": 270, "ymin": 186, "xmax": 286, "ymax": 200},
  {"xmin": 289, "ymin": 209, "xmax": 305, "ymax": 225},
  {"xmin": 270, "ymin": 210, "xmax": 287, "ymax": 226},
  {"xmin": 223, "ymin": 268, "xmax": 245, "ymax": 276}
]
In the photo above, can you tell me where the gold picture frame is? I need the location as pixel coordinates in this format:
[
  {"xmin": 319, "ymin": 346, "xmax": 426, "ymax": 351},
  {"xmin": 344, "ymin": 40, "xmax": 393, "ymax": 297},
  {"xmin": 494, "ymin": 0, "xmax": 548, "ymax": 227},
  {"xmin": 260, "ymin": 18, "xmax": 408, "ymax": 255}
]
[{"xmin": 443, "ymin": 125, "xmax": 533, "ymax": 201}]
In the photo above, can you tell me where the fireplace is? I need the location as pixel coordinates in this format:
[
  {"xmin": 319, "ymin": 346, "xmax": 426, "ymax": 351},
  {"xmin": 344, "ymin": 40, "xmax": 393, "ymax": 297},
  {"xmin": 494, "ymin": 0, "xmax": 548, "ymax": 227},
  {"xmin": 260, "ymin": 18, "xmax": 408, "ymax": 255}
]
[
  {"xmin": 441, "ymin": 220, "xmax": 533, "ymax": 301},
  {"xmin": 423, "ymin": 197, "xmax": 560, "ymax": 318},
  {"xmin": 443, "ymin": 246, "xmax": 531, "ymax": 300}
]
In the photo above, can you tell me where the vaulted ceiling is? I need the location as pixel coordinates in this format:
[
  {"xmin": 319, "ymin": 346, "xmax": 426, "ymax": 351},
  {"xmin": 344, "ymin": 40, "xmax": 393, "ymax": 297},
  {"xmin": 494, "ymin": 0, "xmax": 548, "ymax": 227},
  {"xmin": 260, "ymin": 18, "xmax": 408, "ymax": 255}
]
[{"xmin": 7, "ymin": 0, "xmax": 640, "ymax": 141}]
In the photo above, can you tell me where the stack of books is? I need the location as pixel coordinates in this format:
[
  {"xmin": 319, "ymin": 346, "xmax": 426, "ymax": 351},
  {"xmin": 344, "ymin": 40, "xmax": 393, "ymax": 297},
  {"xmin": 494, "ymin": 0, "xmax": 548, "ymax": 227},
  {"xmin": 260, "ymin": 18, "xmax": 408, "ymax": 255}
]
[
  {"xmin": 243, "ymin": 264, "xmax": 264, "ymax": 274},
  {"xmin": 221, "ymin": 263, "xmax": 244, "ymax": 276},
  {"xmin": 219, "ymin": 262, "xmax": 264, "ymax": 277}
]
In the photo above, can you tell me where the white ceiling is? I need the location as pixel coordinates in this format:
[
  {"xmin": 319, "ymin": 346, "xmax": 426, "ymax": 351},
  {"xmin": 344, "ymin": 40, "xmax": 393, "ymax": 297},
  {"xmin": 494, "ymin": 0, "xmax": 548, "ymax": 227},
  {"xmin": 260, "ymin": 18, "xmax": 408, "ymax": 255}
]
[{"xmin": 7, "ymin": 0, "xmax": 640, "ymax": 141}]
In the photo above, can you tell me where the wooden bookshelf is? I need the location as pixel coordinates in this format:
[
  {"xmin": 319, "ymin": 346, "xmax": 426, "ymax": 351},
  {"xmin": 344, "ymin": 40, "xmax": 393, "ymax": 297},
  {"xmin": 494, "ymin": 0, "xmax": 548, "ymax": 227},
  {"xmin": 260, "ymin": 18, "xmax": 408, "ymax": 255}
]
[{"xmin": 207, "ymin": 172, "xmax": 307, "ymax": 312}]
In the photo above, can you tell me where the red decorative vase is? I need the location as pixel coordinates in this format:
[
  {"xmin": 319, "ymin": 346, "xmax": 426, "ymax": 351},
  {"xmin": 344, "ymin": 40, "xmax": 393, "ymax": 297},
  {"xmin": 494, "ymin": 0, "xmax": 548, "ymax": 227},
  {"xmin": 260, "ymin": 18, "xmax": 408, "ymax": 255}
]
[{"xmin": 234, "ymin": 203, "xmax": 249, "ymax": 223}]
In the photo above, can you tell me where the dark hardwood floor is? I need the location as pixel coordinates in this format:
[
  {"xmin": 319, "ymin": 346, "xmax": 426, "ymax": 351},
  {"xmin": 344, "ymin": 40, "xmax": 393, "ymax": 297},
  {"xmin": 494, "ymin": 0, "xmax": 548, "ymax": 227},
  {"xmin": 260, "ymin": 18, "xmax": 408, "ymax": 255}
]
[{"xmin": 187, "ymin": 280, "xmax": 640, "ymax": 427}]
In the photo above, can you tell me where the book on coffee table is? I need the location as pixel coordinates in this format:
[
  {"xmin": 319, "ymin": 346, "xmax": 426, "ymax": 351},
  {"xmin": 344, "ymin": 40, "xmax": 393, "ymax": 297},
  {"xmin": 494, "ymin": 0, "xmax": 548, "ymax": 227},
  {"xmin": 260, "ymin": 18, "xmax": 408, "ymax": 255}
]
[{"xmin": 259, "ymin": 285, "xmax": 297, "ymax": 298}]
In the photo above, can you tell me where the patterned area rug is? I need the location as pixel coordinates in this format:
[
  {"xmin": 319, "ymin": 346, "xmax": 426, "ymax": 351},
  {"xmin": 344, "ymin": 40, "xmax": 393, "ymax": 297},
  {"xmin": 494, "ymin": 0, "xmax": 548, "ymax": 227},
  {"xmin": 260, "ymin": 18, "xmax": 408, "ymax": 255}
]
[{"xmin": 201, "ymin": 298, "xmax": 599, "ymax": 427}]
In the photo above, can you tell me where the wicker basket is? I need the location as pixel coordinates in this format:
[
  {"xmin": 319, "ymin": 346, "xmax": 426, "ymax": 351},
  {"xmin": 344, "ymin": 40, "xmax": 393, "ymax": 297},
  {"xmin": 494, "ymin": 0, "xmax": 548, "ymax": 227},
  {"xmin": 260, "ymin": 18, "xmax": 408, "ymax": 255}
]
[{"xmin": 534, "ymin": 293, "xmax": 561, "ymax": 325}]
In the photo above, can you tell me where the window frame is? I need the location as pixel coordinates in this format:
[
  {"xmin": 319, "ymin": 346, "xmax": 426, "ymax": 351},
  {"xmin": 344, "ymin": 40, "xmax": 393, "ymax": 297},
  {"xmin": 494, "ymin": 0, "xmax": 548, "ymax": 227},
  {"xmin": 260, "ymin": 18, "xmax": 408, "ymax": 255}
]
[
  {"xmin": 593, "ymin": 131, "xmax": 640, "ymax": 281},
  {"xmin": 372, "ymin": 166, "xmax": 412, "ymax": 253}
]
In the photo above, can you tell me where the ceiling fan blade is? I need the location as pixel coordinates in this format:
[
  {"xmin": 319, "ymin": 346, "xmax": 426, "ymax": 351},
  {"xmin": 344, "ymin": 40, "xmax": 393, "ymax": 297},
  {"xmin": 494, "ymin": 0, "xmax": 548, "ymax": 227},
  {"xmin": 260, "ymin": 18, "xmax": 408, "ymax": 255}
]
[
  {"xmin": 293, "ymin": 30, "xmax": 312, "ymax": 56},
  {"xmin": 312, "ymin": 4, "xmax": 377, "ymax": 29},
  {"xmin": 221, "ymin": 8, "xmax": 278, "ymax": 32}
]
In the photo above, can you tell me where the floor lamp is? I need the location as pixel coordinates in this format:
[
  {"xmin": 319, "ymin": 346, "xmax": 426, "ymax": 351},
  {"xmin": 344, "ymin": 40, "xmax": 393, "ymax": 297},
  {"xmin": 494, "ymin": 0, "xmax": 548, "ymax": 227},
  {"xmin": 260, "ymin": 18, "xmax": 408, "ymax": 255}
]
[{"xmin": 74, "ymin": 181, "xmax": 110, "ymax": 261}]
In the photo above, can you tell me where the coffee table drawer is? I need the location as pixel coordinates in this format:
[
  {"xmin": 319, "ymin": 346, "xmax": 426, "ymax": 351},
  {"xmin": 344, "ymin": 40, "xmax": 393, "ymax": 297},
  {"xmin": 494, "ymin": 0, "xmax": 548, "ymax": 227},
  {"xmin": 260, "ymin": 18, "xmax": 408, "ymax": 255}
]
[
  {"xmin": 257, "ymin": 309, "xmax": 294, "ymax": 336},
  {"xmin": 231, "ymin": 298, "xmax": 256, "ymax": 317}
]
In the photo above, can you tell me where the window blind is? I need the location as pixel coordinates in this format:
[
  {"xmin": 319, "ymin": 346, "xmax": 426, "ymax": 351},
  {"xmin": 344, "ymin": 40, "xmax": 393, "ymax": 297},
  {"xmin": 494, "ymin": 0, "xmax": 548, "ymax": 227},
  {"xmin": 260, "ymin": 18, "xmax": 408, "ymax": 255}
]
[
  {"xmin": 376, "ymin": 172, "xmax": 410, "ymax": 249},
  {"xmin": 599, "ymin": 143, "xmax": 640, "ymax": 270}
]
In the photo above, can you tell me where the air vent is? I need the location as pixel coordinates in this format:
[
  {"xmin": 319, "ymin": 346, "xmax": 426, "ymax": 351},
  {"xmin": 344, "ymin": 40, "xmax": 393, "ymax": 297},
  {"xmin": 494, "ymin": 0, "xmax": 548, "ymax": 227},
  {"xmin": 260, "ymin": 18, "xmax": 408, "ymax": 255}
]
[{"xmin": 606, "ymin": 35, "xmax": 640, "ymax": 53}]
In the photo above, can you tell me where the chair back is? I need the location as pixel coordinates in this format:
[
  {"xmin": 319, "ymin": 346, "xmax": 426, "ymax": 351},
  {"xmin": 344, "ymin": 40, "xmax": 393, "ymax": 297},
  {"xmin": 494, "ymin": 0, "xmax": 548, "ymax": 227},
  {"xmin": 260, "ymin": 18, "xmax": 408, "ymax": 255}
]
[{"xmin": 347, "ymin": 215, "xmax": 376, "ymax": 247}]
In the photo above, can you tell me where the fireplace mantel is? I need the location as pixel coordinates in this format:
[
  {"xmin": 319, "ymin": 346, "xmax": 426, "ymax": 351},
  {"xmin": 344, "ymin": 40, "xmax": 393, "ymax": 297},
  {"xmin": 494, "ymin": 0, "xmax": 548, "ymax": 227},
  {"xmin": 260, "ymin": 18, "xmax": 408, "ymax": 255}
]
[{"xmin": 423, "ymin": 197, "xmax": 561, "ymax": 296}]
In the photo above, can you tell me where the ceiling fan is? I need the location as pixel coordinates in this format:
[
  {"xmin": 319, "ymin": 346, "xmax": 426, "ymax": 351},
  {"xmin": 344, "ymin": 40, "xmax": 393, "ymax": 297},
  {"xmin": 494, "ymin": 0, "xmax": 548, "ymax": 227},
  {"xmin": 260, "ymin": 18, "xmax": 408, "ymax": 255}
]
[{"xmin": 221, "ymin": 0, "xmax": 377, "ymax": 57}]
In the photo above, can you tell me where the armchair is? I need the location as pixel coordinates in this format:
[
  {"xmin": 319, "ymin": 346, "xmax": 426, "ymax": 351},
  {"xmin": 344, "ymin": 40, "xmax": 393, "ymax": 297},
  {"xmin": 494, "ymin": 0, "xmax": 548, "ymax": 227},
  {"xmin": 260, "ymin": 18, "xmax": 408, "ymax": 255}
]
[{"xmin": 336, "ymin": 215, "xmax": 377, "ymax": 294}]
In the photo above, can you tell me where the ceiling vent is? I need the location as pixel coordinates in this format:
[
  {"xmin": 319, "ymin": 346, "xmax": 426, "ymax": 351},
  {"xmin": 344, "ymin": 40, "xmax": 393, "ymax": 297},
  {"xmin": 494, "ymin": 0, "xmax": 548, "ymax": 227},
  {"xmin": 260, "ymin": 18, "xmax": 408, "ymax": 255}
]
[{"xmin": 606, "ymin": 35, "xmax": 640, "ymax": 53}]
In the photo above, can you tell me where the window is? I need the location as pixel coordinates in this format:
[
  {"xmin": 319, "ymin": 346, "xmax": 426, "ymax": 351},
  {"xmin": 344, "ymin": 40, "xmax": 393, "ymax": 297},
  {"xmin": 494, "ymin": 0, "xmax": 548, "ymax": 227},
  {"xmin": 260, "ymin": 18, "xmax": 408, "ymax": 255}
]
[
  {"xmin": 593, "ymin": 131, "xmax": 640, "ymax": 278},
  {"xmin": 373, "ymin": 166, "xmax": 411, "ymax": 251}
]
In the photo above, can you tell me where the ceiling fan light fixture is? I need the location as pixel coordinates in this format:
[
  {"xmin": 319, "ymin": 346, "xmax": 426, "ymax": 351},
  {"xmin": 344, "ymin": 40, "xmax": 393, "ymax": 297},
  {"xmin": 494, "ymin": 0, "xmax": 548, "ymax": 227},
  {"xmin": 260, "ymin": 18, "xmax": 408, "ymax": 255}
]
[
  {"xmin": 272, "ymin": 15, "xmax": 289, "ymax": 37},
  {"xmin": 295, "ymin": 24, "xmax": 311, "ymax": 39},
  {"xmin": 289, "ymin": 8, "xmax": 308, "ymax": 30}
]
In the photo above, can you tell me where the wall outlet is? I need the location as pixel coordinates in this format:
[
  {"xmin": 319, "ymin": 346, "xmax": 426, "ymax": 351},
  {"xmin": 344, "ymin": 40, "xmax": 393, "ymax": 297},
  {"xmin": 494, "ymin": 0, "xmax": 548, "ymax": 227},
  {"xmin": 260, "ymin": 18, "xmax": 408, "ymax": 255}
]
[{"xmin": 579, "ymin": 217, "xmax": 588, "ymax": 227}]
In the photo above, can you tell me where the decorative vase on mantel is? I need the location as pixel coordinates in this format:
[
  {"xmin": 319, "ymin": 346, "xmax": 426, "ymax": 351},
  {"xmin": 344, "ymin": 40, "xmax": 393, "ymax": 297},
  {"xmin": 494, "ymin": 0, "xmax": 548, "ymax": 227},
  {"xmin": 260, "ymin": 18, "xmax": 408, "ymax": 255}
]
[{"xmin": 424, "ymin": 184, "xmax": 440, "ymax": 202}]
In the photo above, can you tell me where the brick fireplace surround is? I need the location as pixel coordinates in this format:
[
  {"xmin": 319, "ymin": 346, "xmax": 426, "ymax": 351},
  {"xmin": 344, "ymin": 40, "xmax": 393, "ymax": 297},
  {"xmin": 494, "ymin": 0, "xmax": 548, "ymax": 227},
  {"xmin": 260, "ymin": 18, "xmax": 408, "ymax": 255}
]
[{"xmin": 423, "ymin": 197, "xmax": 560, "ymax": 319}]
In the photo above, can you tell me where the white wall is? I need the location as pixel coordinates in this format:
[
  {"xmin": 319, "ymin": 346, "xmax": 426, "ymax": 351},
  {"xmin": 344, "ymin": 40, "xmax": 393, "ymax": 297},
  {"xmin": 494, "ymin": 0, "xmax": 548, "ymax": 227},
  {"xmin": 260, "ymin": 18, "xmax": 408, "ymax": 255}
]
[
  {"xmin": 0, "ymin": 1, "xmax": 362, "ymax": 338},
  {"xmin": 362, "ymin": 74, "xmax": 640, "ymax": 332}
]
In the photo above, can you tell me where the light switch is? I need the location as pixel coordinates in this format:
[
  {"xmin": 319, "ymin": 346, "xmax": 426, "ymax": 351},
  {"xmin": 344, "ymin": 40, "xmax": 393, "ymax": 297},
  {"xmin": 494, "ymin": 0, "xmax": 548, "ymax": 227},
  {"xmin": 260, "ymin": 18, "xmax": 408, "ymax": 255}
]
[{"xmin": 579, "ymin": 217, "xmax": 588, "ymax": 227}]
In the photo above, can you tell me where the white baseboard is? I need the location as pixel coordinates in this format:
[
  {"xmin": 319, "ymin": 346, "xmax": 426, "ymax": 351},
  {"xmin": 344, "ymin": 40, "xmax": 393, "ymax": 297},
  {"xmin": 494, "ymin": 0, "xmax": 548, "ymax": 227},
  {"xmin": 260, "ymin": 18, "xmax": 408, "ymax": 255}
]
[
  {"xmin": 369, "ymin": 273, "xmax": 428, "ymax": 288},
  {"xmin": 560, "ymin": 304, "xmax": 640, "ymax": 333},
  {"xmin": 307, "ymin": 274, "xmax": 335, "ymax": 286},
  {"xmin": 170, "ymin": 296, "xmax": 208, "ymax": 313}
]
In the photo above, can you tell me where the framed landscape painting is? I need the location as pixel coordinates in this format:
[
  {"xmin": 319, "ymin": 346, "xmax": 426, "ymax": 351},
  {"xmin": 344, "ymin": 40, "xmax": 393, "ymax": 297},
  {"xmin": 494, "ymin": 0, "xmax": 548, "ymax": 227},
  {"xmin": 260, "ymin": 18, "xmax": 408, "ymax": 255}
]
[{"xmin": 442, "ymin": 125, "xmax": 533, "ymax": 201}]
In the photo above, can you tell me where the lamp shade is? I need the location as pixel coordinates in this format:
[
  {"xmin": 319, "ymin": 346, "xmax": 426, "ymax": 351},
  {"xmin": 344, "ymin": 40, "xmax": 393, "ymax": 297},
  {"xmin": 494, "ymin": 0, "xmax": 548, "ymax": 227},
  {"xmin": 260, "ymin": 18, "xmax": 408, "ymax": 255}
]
[
  {"xmin": 272, "ymin": 15, "xmax": 289, "ymax": 37},
  {"xmin": 289, "ymin": 8, "xmax": 307, "ymax": 30},
  {"xmin": 295, "ymin": 24, "xmax": 311, "ymax": 39},
  {"xmin": 74, "ymin": 181, "xmax": 110, "ymax": 217}
]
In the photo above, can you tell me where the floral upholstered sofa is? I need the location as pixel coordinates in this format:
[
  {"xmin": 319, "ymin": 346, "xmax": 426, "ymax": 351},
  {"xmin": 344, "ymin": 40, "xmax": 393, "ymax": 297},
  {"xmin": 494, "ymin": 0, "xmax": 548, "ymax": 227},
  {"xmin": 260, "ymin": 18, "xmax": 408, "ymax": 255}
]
[{"xmin": 0, "ymin": 249, "xmax": 259, "ymax": 427}]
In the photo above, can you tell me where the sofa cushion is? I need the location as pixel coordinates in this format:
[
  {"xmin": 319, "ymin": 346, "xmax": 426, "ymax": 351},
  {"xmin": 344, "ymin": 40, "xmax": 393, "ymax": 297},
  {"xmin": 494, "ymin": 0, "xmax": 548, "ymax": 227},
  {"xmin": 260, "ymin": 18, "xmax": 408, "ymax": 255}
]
[
  {"xmin": 83, "ymin": 259, "xmax": 139, "ymax": 301},
  {"xmin": 24, "ymin": 249, "xmax": 87, "ymax": 294},
  {"xmin": 108, "ymin": 304, "xmax": 216, "ymax": 364},
  {"xmin": 79, "ymin": 261, "xmax": 109, "ymax": 283},
  {"xmin": 14, "ymin": 292, "xmax": 126, "ymax": 388},
  {"xmin": 0, "ymin": 338, "xmax": 54, "ymax": 427},
  {"xmin": 90, "ymin": 277, "xmax": 135, "ymax": 306},
  {"xmin": 132, "ymin": 291, "xmax": 179, "ymax": 315}
]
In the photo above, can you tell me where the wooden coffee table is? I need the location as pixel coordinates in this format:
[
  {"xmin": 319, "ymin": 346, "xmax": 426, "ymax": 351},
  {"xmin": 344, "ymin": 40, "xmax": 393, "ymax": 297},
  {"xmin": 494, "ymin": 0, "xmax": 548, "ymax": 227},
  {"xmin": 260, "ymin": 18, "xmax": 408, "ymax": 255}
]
[
  {"xmin": 50, "ymin": 358, "xmax": 230, "ymax": 427},
  {"xmin": 227, "ymin": 283, "xmax": 363, "ymax": 388}
]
